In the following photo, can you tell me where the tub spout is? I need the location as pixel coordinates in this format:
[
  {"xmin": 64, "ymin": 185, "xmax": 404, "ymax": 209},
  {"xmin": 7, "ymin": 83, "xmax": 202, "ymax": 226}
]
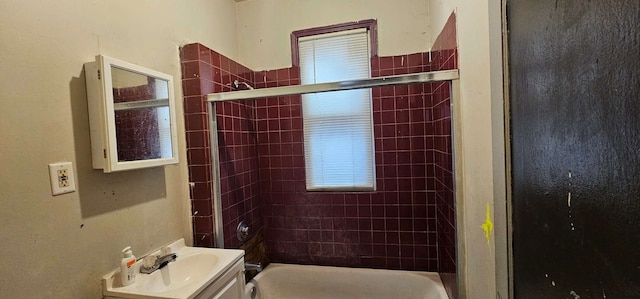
[{"xmin": 245, "ymin": 262, "xmax": 263, "ymax": 272}]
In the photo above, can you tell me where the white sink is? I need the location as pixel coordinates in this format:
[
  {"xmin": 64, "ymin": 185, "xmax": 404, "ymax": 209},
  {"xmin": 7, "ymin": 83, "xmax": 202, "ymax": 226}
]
[
  {"xmin": 138, "ymin": 252, "xmax": 219, "ymax": 293},
  {"xmin": 102, "ymin": 239, "xmax": 243, "ymax": 299}
]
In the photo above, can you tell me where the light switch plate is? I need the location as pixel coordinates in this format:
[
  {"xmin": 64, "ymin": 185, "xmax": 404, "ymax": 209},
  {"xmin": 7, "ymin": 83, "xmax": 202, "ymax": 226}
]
[{"xmin": 48, "ymin": 162, "xmax": 76, "ymax": 195}]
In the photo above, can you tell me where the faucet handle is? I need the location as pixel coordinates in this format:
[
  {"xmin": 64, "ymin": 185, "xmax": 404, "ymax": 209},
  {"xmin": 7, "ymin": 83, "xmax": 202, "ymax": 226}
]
[
  {"xmin": 160, "ymin": 246, "xmax": 171, "ymax": 256},
  {"xmin": 142, "ymin": 255, "xmax": 157, "ymax": 268}
]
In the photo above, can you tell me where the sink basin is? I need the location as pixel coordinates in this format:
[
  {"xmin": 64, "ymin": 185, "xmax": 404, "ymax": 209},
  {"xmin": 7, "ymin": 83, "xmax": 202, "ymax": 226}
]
[
  {"xmin": 102, "ymin": 239, "xmax": 244, "ymax": 299},
  {"xmin": 138, "ymin": 252, "xmax": 219, "ymax": 293}
]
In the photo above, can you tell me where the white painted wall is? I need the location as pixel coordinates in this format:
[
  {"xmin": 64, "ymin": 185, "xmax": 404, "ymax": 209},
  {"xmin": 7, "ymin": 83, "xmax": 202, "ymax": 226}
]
[
  {"xmin": 0, "ymin": 1, "xmax": 237, "ymax": 298},
  {"xmin": 430, "ymin": 0, "xmax": 508, "ymax": 298},
  {"xmin": 429, "ymin": 0, "xmax": 457, "ymax": 44},
  {"xmin": 235, "ymin": 0, "xmax": 431, "ymax": 70}
]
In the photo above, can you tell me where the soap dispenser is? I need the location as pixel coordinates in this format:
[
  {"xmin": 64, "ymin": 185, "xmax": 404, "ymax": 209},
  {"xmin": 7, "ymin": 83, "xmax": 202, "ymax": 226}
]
[{"xmin": 120, "ymin": 247, "xmax": 137, "ymax": 286}]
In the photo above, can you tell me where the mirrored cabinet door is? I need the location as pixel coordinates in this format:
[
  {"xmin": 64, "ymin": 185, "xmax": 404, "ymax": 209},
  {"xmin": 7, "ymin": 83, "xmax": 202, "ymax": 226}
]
[{"xmin": 84, "ymin": 55, "xmax": 179, "ymax": 172}]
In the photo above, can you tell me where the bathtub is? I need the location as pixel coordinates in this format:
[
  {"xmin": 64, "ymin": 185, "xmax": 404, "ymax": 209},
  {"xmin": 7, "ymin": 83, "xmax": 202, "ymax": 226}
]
[{"xmin": 245, "ymin": 263, "xmax": 449, "ymax": 299}]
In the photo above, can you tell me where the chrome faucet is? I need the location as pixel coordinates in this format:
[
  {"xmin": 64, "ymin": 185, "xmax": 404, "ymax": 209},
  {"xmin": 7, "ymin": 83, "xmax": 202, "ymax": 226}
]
[
  {"xmin": 245, "ymin": 262, "xmax": 263, "ymax": 272},
  {"xmin": 140, "ymin": 253, "xmax": 178, "ymax": 274}
]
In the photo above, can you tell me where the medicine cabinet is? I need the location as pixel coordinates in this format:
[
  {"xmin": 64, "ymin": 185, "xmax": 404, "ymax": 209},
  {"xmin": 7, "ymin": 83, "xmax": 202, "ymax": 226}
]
[{"xmin": 84, "ymin": 55, "xmax": 178, "ymax": 172}]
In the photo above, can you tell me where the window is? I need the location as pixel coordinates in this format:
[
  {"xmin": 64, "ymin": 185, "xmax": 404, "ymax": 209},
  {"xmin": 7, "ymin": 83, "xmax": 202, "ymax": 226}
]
[{"xmin": 298, "ymin": 28, "xmax": 375, "ymax": 191}]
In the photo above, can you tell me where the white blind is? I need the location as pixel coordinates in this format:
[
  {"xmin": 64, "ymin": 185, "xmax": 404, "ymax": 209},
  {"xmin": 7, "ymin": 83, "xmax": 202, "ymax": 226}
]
[{"xmin": 299, "ymin": 29, "xmax": 375, "ymax": 191}]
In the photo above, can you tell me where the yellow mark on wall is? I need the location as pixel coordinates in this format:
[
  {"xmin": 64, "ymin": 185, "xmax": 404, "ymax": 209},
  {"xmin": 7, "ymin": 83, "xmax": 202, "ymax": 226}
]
[{"xmin": 481, "ymin": 203, "xmax": 493, "ymax": 245}]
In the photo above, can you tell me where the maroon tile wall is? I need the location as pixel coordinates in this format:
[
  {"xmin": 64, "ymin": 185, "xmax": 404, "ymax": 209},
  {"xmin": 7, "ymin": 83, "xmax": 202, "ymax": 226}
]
[
  {"xmin": 431, "ymin": 12, "xmax": 458, "ymax": 70},
  {"xmin": 254, "ymin": 54, "xmax": 444, "ymax": 271},
  {"xmin": 216, "ymin": 99, "xmax": 262, "ymax": 249},
  {"xmin": 431, "ymin": 11, "xmax": 458, "ymax": 299},
  {"xmin": 180, "ymin": 36, "xmax": 457, "ymax": 274},
  {"xmin": 180, "ymin": 43, "xmax": 261, "ymax": 248},
  {"xmin": 433, "ymin": 79, "xmax": 455, "ymax": 271}
]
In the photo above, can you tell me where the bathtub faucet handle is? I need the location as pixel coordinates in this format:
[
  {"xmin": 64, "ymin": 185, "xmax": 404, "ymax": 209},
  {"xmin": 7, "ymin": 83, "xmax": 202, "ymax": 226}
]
[{"xmin": 237, "ymin": 221, "xmax": 250, "ymax": 241}]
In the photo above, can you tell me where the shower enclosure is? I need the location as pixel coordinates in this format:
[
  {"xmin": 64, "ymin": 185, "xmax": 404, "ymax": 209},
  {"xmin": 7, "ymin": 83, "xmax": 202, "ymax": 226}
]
[{"xmin": 179, "ymin": 42, "xmax": 461, "ymax": 298}]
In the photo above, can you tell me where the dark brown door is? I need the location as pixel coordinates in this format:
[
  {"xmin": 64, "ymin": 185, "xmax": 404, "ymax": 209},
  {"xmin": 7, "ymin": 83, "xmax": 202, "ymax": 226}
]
[{"xmin": 509, "ymin": 1, "xmax": 640, "ymax": 298}]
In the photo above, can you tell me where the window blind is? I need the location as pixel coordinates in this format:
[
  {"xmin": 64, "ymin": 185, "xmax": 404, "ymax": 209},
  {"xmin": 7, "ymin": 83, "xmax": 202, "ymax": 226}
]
[{"xmin": 299, "ymin": 28, "xmax": 375, "ymax": 190}]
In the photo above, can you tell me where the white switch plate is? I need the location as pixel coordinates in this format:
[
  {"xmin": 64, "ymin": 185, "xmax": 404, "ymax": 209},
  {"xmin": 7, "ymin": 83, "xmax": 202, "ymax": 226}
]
[{"xmin": 48, "ymin": 162, "xmax": 76, "ymax": 195}]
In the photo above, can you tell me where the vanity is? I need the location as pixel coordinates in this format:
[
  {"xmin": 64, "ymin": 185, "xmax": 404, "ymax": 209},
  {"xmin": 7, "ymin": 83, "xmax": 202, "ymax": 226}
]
[{"xmin": 103, "ymin": 239, "xmax": 245, "ymax": 299}]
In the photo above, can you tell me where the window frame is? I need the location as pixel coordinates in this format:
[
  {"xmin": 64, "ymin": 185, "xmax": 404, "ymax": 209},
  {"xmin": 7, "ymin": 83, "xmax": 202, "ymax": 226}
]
[
  {"xmin": 291, "ymin": 19, "xmax": 378, "ymax": 67},
  {"xmin": 293, "ymin": 21, "xmax": 378, "ymax": 192}
]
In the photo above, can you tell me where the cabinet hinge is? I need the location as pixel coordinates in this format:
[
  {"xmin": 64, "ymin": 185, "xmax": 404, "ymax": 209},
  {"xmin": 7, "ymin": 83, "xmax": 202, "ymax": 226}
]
[{"xmin": 97, "ymin": 69, "xmax": 101, "ymax": 80}]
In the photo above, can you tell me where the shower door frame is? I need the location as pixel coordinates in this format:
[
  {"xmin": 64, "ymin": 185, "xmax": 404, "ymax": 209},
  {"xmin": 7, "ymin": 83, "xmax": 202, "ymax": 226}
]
[{"xmin": 205, "ymin": 69, "xmax": 465, "ymax": 295}]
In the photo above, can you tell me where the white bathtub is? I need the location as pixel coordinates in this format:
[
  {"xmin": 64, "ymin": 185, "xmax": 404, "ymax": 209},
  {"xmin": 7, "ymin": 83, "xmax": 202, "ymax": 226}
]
[{"xmin": 245, "ymin": 263, "xmax": 449, "ymax": 299}]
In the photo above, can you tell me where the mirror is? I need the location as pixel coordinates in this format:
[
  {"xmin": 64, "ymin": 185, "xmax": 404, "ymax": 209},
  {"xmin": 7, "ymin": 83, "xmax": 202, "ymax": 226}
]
[
  {"xmin": 111, "ymin": 67, "xmax": 173, "ymax": 162},
  {"xmin": 85, "ymin": 55, "xmax": 178, "ymax": 172}
]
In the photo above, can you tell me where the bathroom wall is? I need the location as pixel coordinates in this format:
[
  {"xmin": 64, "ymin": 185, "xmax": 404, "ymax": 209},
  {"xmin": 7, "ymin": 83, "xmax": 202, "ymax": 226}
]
[
  {"xmin": 255, "ymin": 57, "xmax": 441, "ymax": 270},
  {"xmin": 509, "ymin": 1, "xmax": 640, "ymax": 298},
  {"xmin": 230, "ymin": 0, "xmax": 449, "ymax": 272},
  {"xmin": 0, "ymin": 1, "xmax": 238, "ymax": 298},
  {"xmin": 428, "ymin": 0, "xmax": 457, "ymax": 44},
  {"xmin": 430, "ymin": 12, "xmax": 458, "ymax": 299},
  {"xmin": 234, "ymin": 4, "xmax": 508, "ymax": 298},
  {"xmin": 180, "ymin": 43, "xmax": 262, "ymax": 249},
  {"xmin": 236, "ymin": 0, "xmax": 510, "ymax": 296},
  {"xmin": 428, "ymin": 1, "xmax": 507, "ymax": 298},
  {"xmin": 235, "ymin": 0, "xmax": 431, "ymax": 70},
  {"xmin": 180, "ymin": 41, "xmax": 457, "ymax": 271}
]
